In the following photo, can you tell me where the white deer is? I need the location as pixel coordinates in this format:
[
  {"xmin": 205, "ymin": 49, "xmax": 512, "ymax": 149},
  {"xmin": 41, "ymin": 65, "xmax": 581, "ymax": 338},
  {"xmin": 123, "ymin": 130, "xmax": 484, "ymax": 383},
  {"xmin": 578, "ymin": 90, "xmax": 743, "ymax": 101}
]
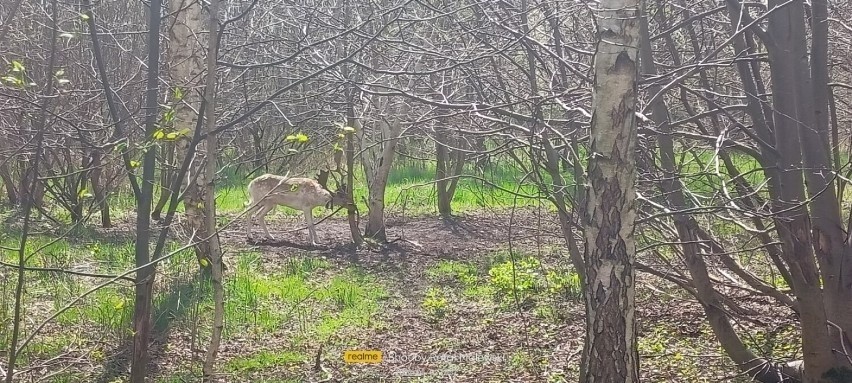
[{"xmin": 245, "ymin": 173, "xmax": 350, "ymax": 246}]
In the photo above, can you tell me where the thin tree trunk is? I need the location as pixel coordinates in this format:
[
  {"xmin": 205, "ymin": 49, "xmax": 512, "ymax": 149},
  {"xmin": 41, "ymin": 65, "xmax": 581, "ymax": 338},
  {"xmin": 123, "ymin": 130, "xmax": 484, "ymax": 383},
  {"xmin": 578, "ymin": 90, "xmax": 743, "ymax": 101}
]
[
  {"xmin": 806, "ymin": 0, "xmax": 852, "ymax": 350},
  {"xmin": 81, "ymin": 0, "xmax": 141, "ymax": 199},
  {"xmin": 638, "ymin": 6, "xmax": 794, "ymax": 380},
  {"xmin": 202, "ymin": 0, "xmax": 224, "ymax": 376},
  {"xmin": 129, "ymin": 0, "xmax": 163, "ymax": 378},
  {"xmin": 763, "ymin": 0, "xmax": 838, "ymax": 379},
  {"xmin": 434, "ymin": 122, "xmax": 464, "ymax": 218},
  {"xmin": 345, "ymin": 88, "xmax": 364, "ymax": 246},
  {"xmin": 3, "ymin": 0, "xmax": 57, "ymax": 380},
  {"xmin": 152, "ymin": 145, "xmax": 174, "ymax": 220},
  {"xmin": 579, "ymin": 0, "xmax": 641, "ymax": 380},
  {"xmin": 168, "ymin": 0, "xmax": 210, "ymax": 272},
  {"xmin": 0, "ymin": 160, "xmax": 18, "ymax": 205},
  {"xmin": 89, "ymin": 149, "xmax": 112, "ymax": 227}
]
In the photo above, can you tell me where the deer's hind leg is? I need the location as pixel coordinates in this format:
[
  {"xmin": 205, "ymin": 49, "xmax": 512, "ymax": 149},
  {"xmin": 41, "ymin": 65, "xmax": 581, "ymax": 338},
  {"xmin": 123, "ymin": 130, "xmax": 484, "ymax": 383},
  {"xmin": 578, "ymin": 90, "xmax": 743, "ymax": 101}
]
[
  {"xmin": 245, "ymin": 204, "xmax": 259, "ymax": 241},
  {"xmin": 254, "ymin": 204, "xmax": 275, "ymax": 240}
]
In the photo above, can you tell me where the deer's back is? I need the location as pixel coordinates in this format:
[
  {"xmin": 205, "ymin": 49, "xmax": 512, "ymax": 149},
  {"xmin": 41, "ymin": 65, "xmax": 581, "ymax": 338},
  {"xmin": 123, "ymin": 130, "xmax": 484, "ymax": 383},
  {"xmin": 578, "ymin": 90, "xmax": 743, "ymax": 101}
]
[{"xmin": 248, "ymin": 174, "xmax": 331, "ymax": 210}]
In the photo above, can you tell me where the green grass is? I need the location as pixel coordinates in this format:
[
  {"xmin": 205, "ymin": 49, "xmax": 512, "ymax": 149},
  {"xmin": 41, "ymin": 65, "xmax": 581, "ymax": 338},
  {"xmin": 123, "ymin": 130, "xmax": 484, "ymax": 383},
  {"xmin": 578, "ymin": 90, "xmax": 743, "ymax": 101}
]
[
  {"xmin": 224, "ymin": 350, "xmax": 308, "ymax": 373},
  {"xmin": 0, "ymin": 145, "xmax": 791, "ymax": 382},
  {"xmin": 202, "ymin": 250, "xmax": 388, "ymax": 344}
]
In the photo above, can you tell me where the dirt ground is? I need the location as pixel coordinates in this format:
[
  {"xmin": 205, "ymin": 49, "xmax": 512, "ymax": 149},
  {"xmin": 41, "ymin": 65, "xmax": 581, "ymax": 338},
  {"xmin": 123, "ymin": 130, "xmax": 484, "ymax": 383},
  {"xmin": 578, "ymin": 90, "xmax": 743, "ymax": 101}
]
[
  {"xmin": 220, "ymin": 210, "xmax": 579, "ymax": 382},
  {"xmin": 184, "ymin": 209, "xmax": 751, "ymax": 383},
  {"xmin": 5, "ymin": 209, "xmax": 778, "ymax": 382}
]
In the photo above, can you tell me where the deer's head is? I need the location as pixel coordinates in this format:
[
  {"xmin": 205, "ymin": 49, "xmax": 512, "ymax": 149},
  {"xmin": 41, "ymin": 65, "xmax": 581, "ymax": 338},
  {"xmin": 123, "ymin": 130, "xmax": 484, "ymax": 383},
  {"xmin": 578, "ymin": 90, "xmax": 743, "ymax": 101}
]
[{"xmin": 326, "ymin": 183, "xmax": 352, "ymax": 210}]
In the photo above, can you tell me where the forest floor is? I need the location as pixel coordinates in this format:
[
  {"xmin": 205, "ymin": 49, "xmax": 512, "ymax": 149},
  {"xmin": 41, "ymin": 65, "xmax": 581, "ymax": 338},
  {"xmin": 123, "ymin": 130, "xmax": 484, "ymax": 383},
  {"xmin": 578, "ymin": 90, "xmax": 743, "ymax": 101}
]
[{"xmin": 1, "ymin": 208, "xmax": 792, "ymax": 382}]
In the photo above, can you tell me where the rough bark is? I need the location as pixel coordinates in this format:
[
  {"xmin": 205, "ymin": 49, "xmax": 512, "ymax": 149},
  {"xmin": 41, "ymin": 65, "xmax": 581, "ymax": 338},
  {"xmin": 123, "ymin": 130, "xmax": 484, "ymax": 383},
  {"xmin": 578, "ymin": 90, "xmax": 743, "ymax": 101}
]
[
  {"xmin": 360, "ymin": 90, "xmax": 403, "ymax": 241},
  {"xmin": 167, "ymin": 0, "xmax": 211, "ymax": 270},
  {"xmin": 579, "ymin": 0, "xmax": 641, "ymax": 380}
]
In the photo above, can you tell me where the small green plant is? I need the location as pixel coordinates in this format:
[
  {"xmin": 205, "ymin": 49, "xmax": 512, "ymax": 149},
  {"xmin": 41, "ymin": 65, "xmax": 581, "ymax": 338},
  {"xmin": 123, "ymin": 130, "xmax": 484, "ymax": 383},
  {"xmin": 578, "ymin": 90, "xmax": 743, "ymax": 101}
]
[
  {"xmin": 225, "ymin": 350, "xmax": 307, "ymax": 373},
  {"xmin": 283, "ymin": 256, "xmax": 330, "ymax": 277},
  {"xmin": 546, "ymin": 269, "xmax": 582, "ymax": 300},
  {"xmin": 488, "ymin": 256, "xmax": 541, "ymax": 295},
  {"xmin": 426, "ymin": 260, "xmax": 479, "ymax": 286},
  {"xmin": 422, "ymin": 287, "xmax": 450, "ymax": 320}
]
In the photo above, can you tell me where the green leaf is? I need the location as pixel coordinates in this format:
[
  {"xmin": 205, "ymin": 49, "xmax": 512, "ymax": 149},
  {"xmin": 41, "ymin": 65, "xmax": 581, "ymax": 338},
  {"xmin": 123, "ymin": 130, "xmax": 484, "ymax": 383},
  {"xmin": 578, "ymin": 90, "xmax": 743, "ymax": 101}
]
[
  {"xmin": 285, "ymin": 135, "xmax": 297, "ymax": 141},
  {"xmin": 172, "ymin": 86, "xmax": 184, "ymax": 101},
  {"xmin": 153, "ymin": 130, "xmax": 165, "ymax": 140},
  {"xmin": 129, "ymin": 160, "xmax": 141, "ymax": 168},
  {"xmin": 2, "ymin": 76, "xmax": 20, "ymax": 85},
  {"xmin": 295, "ymin": 133, "xmax": 309, "ymax": 143},
  {"xmin": 11, "ymin": 61, "xmax": 25, "ymax": 72},
  {"xmin": 166, "ymin": 132, "xmax": 178, "ymax": 140},
  {"xmin": 162, "ymin": 108, "xmax": 176, "ymax": 123}
]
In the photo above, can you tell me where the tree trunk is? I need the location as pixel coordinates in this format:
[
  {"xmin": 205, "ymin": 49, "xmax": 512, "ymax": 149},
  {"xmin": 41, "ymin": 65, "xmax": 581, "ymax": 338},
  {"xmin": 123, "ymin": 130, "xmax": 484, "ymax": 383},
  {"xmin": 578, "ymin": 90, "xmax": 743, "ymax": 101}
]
[
  {"xmin": 3, "ymin": 0, "xmax": 56, "ymax": 379},
  {"xmin": 363, "ymin": 121, "xmax": 399, "ymax": 241},
  {"xmin": 637, "ymin": 7, "xmax": 795, "ymax": 380},
  {"xmin": 129, "ymin": 0, "xmax": 162, "ymax": 379},
  {"xmin": 434, "ymin": 124, "xmax": 464, "ymax": 218},
  {"xmin": 151, "ymin": 144, "xmax": 174, "ymax": 220},
  {"xmin": 0, "ymin": 159, "xmax": 18, "ymax": 205},
  {"xmin": 89, "ymin": 149, "xmax": 112, "ymax": 228},
  {"xmin": 345, "ymin": 89, "xmax": 364, "ymax": 246},
  {"xmin": 167, "ymin": 0, "xmax": 210, "ymax": 271},
  {"xmin": 806, "ymin": 0, "xmax": 852, "ymax": 353},
  {"xmin": 201, "ymin": 0, "xmax": 224, "ymax": 376},
  {"xmin": 762, "ymin": 1, "xmax": 843, "ymax": 380},
  {"xmin": 579, "ymin": 0, "xmax": 641, "ymax": 381}
]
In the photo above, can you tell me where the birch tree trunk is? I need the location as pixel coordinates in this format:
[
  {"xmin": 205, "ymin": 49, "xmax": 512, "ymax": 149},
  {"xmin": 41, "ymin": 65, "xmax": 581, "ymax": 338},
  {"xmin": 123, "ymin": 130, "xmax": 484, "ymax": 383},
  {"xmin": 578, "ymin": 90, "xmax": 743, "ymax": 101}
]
[
  {"xmin": 167, "ymin": 0, "xmax": 211, "ymax": 270},
  {"xmin": 580, "ymin": 0, "xmax": 641, "ymax": 380}
]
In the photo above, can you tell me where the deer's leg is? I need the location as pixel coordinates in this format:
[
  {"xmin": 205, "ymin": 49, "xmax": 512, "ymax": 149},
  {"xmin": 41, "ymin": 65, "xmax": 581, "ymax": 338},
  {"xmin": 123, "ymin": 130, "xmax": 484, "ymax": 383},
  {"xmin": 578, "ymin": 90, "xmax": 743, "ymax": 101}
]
[
  {"xmin": 245, "ymin": 204, "xmax": 259, "ymax": 240},
  {"xmin": 256, "ymin": 205, "xmax": 275, "ymax": 239},
  {"xmin": 303, "ymin": 208, "xmax": 318, "ymax": 246}
]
